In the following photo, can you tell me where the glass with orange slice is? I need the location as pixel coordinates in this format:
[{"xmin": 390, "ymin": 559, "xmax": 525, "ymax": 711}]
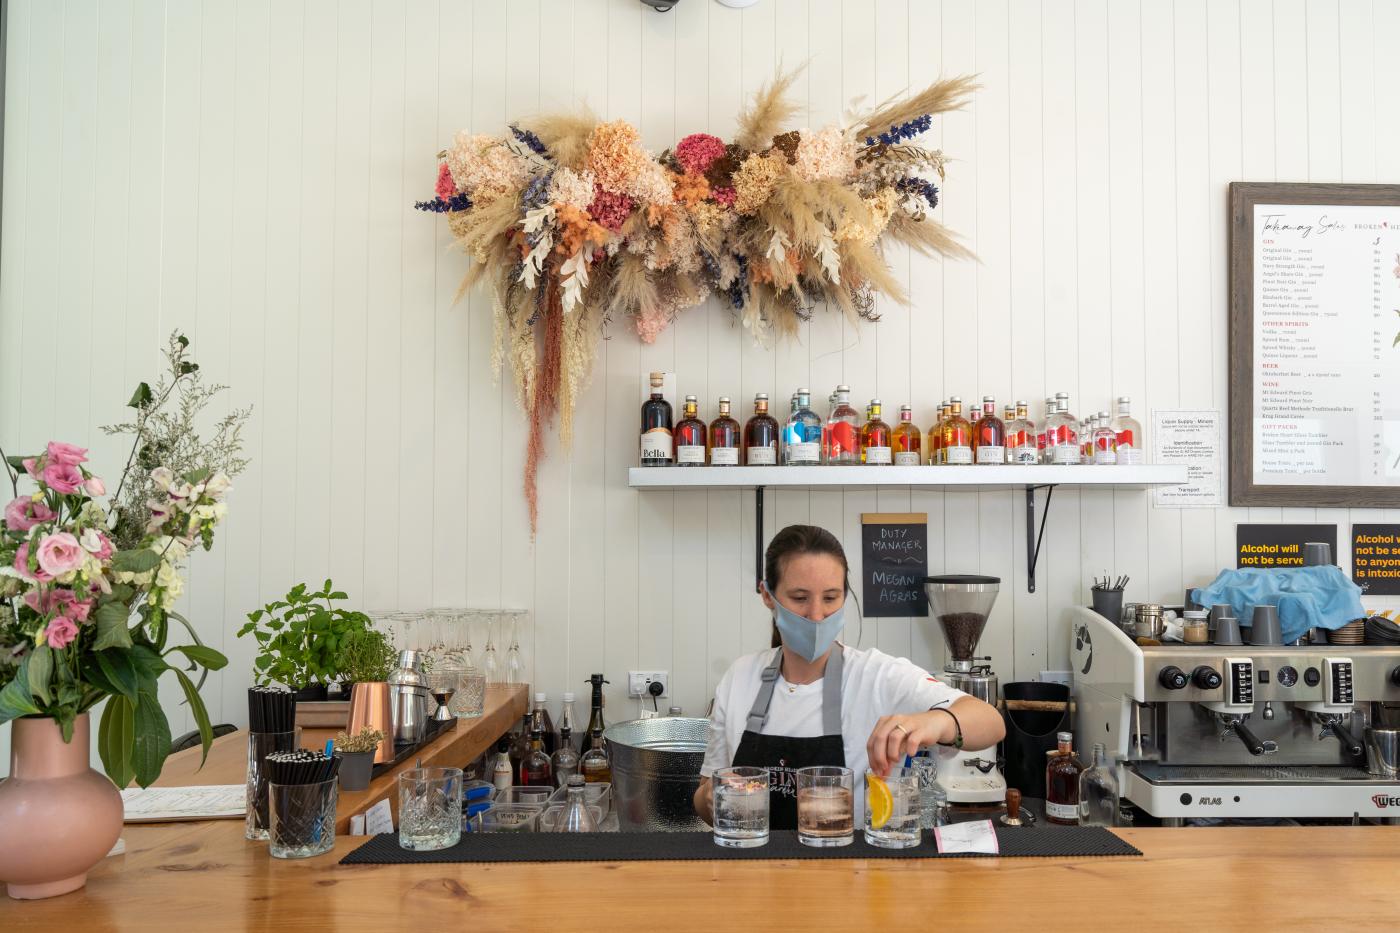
[{"xmin": 864, "ymin": 768, "xmax": 921, "ymax": 848}]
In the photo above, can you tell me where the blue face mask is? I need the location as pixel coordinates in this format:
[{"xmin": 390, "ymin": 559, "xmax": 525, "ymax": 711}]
[{"xmin": 765, "ymin": 584, "xmax": 846, "ymax": 663}]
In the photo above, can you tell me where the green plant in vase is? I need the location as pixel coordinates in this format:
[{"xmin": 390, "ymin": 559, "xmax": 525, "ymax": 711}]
[
  {"xmin": 336, "ymin": 627, "xmax": 396, "ymax": 687},
  {"xmin": 238, "ymin": 579, "xmax": 370, "ymax": 697}
]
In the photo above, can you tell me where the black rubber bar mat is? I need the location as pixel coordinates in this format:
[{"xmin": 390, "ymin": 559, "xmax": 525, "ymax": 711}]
[{"xmin": 341, "ymin": 828, "xmax": 1141, "ymax": 864}]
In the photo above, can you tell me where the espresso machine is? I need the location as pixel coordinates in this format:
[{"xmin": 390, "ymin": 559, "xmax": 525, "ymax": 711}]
[
  {"xmin": 925, "ymin": 575, "xmax": 1007, "ymax": 804},
  {"xmin": 1069, "ymin": 606, "xmax": 1400, "ymax": 823}
]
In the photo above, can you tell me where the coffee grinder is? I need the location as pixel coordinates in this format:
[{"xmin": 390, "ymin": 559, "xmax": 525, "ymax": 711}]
[{"xmin": 924, "ymin": 575, "xmax": 1006, "ymax": 804}]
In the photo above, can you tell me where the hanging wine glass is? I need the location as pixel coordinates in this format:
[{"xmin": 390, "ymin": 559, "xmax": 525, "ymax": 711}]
[
  {"xmin": 504, "ymin": 610, "xmax": 524, "ymax": 686},
  {"xmin": 455, "ymin": 608, "xmax": 476, "ymax": 670},
  {"xmin": 480, "ymin": 610, "xmax": 501, "ymax": 685}
]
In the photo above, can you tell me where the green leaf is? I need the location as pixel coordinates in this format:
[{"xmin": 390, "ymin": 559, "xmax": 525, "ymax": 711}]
[
  {"xmin": 94, "ymin": 602, "xmax": 134, "ymax": 650},
  {"xmin": 95, "ymin": 650, "xmax": 139, "ymax": 700},
  {"xmin": 127, "ymin": 381, "xmax": 154, "ymax": 409},
  {"xmin": 182, "ymin": 466, "xmax": 211, "ymax": 486},
  {"xmin": 99, "ymin": 696, "xmax": 136, "ymax": 788},
  {"xmin": 112, "ymin": 549, "xmax": 161, "ymax": 573},
  {"xmin": 172, "ymin": 668, "xmax": 215, "ymax": 768},
  {"xmin": 27, "ymin": 645, "xmax": 53, "ymax": 706},
  {"xmin": 5, "ymin": 454, "xmax": 31, "ymax": 472},
  {"xmin": 166, "ymin": 644, "xmax": 228, "ymax": 671},
  {"xmin": 131, "ymin": 691, "xmax": 172, "ymax": 788},
  {"xmin": 129, "ymin": 644, "xmax": 169, "ymax": 681},
  {"xmin": 0, "ymin": 661, "xmax": 43, "ymax": 724}
]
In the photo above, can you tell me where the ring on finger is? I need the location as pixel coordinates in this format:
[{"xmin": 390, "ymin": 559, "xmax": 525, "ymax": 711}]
[{"xmin": 892, "ymin": 723, "xmax": 908, "ymax": 735}]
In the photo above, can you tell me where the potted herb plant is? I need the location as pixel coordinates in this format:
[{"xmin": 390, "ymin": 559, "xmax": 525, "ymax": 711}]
[
  {"xmin": 335, "ymin": 626, "xmax": 395, "ymax": 690},
  {"xmin": 333, "ymin": 726, "xmax": 384, "ymax": 791},
  {"xmin": 237, "ymin": 580, "xmax": 370, "ymax": 700}
]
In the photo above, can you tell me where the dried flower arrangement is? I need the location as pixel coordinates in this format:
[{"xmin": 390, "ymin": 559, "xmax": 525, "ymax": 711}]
[
  {"xmin": 418, "ymin": 67, "xmax": 977, "ymax": 530},
  {"xmin": 333, "ymin": 725, "xmax": 385, "ymax": 755}
]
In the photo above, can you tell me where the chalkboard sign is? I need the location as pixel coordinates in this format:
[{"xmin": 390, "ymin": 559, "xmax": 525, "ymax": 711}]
[
  {"xmin": 861, "ymin": 513, "xmax": 929, "ymax": 618},
  {"xmin": 1236, "ymin": 523, "xmax": 1338, "ymax": 569},
  {"xmin": 1352, "ymin": 523, "xmax": 1400, "ymax": 596}
]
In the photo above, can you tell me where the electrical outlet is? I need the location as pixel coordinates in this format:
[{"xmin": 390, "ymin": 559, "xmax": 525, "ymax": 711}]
[
  {"xmin": 627, "ymin": 671, "xmax": 669, "ymax": 698},
  {"xmin": 639, "ymin": 708, "xmax": 659, "ymax": 719},
  {"xmin": 1039, "ymin": 670, "xmax": 1073, "ymax": 687}
]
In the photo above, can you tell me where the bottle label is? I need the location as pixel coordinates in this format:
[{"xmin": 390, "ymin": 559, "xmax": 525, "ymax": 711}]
[
  {"xmin": 944, "ymin": 446, "xmax": 972, "ymax": 465},
  {"xmin": 710, "ymin": 447, "xmax": 739, "ymax": 466},
  {"xmin": 677, "ymin": 445, "xmax": 705, "ymax": 465},
  {"xmin": 1052, "ymin": 444, "xmax": 1080, "ymax": 465},
  {"xmin": 1093, "ymin": 448, "xmax": 1117, "ymax": 465},
  {"xmin": 975, "ymin": 445, "xmax": 1005, "ymax": 465},
  {"xmin": 864, "ymin": 446, "xmax": 892, "ymax": 465},
  {"xmin": 1046, "ymin": 800, "xmax": 1079, "ymax": 822},
  {"xmin": 1012, "ymin": 445, "xmax": 1038, "ymax": 465},
  {"xmin": 786, "ymin": 442, "xmax": 820, "ymax": 464},
  {"xmin": 746, "ymin": 446, "xmax": 777, "ymax": 465},
  {"xmin": 894, "ymin": 451, "xmax": 921, "ymax": 466},
  {"xmin": 1116, "ymin": 441, "xmax": 1143, "ymax": 465},
  {"xmin": 640, "ymin": 429, "xmax": 673, "ymax": 462}
]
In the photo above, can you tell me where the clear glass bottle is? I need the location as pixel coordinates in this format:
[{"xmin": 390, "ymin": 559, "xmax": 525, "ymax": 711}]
[
  {"xmin": 892, "ymin": 405, "xmax": 922, "ymax": 466},
  {"xmin": 491, "ymin": 737, "xmax": 514, "ymax": 792},
  {"xmin": 782, "ymin": 389, "xmax": 822, "ymax": 465},
  {"xmin": 1045, "ymin": 731, "xmax": 1085, "ymax": 826},
  {"xmin": 824, "ymin": 386, "xmax": 861, "ymax": 464},
  {"xmin": 1078, "ymin": 742, "xmax": 1119, "ymax": 827},
  {"xmin": 1110, "ymin": 396, "xmax": 1145, "ymax": 465},
  {"xmin": 1092, "ymin": 411, "xmax": 1117, "ymax": 465},
  {"xmin": 709, "ymin": 397, "xmax": 741, "ymax": 466},
  {"xmin": 640, "ymin": 372, "xmax": 673, "ymax": 466},
  {"xmin": 859, "ymin": 400, "xmax": 893, "ymax": 465},
  {"xmin": 674, "ymin": 395, "xmax": 707, "ymax": 466},
  {"xmin": 973, "ymin": 396, "xmax": 1006, "ymax": 465},
  {"xmin": 743, "ymin": 393, "xmax": 780, "ymax": 465},
  {"xmin": 938, "ymin": 397, "xmax": 973, "ymax": 465},
  {"xmin": 580, "ymin": 729, "xmax": 612, "ymax": 783},
  {"xmin": 1001, "ymin": 404, "xmax": 1016, "ymax": 463},
  {"xmin": 553, "ymin": 775, "xmax": 598, "ymax": 832},
  {"xmin": 1046, "ymin": 393, "xmax": 1080, "ymax": 465},
  {"xmin": 529, "ymin": 691, "xmax": 556, "ymax": 755},
  {"xmin": 521, "ymin": 728, "xmax": 554, "ymax": 787},
  {"xmin": 551, "ymin": 727, "xmax": 580, "ymax": 788},
  {"xmin": 556, "ymin": 691, "xmax": 578, "ymax": 752},
  {"xmin": 1080, "ymin": 413, "xmax": 1097, "ymax": 464},
  {"xmin": 1008, "ymin": 401, "xmax": 1037, "ymax": 465}
]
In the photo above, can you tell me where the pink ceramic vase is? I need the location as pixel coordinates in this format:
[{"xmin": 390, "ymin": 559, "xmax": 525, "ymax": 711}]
[{"xmin": 0, "ymin": 713, "xmax": 123, "ymax": 899}]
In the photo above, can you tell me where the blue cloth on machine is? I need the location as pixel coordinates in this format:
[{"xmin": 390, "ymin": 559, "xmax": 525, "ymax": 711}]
[{"xmin": 1190, "ymin": 566, "xmax": 1365, "ymax": 644}]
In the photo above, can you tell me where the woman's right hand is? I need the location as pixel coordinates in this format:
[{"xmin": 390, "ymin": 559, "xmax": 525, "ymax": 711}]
[{"xmin": 692, "ymin": 777, "xmax": 714, "ymax": 822}]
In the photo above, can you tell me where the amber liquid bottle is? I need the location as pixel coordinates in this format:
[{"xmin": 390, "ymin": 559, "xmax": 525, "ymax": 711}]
[
  {"xmin": 1045, "ymin": 731, "xmax": 1085, "ymax": 825},
  {"xmin": 938, "ymin": 398, "xmax": 973, "ymax": 465},
  {"xmin": 743, "ymin": 394, "xmax": 780, "ymax": 465},
  {"xmin": 892, "ymin": 405, "xmax": 922, "ymax": 466},
  {"xmin": 927, "ymin": 401, "xmax": 948, "ymax": 464},
  {"xmin": 640, "ymin": 372, "xmax": 673, "ymax": 466},
  {"xmin": 521, "ymin": 729, "xmax": 554, "ymax": 787},
  {"xmin": 973, "ymin": 396, "xmax": 1006, "ymax": 465},
  {"xmin": 859, "ymin": 400, "xmax": 893, "ymax": 465},
  {"xmin": 709, "ymin": 397, "xmax": 741, "ymax": 466},
  {"xmin": 674, "ymin": 396, "xmax": 707, "ymax": 466}
]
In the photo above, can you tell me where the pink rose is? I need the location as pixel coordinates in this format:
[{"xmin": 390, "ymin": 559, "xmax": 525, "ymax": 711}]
[
  {"xmin": 42, "ymin": 460, "xmax": 84, "ymax": 494},
  {"xmin": 66, "ymin": 599, "xmax": 94, "ymax": 624},
  {"xmin": 83, "ymin": 476, "xmax": 106, "ymax": 497},
  {"xmin": 13, "ymin": 542, "xmax": 53, "ymax": 583},
  {"xmin": 44, "ymin": 616, "xmax": 79, "ymax": 649},
  {"xmin": 80, "ymin": 528, "xmax": 114, "ymax": 561},
  {"xmin": 45, "ymin": 442, "xmax": 89, "ymax": 467},
  {"xmin": 23, "ymin": 588, "xmax": 55, "ymax": 615},
  {"xmin": 36, "ymin": 532, "xmax": 85, "ymax": 577},
  {"xmin": 5, "ymin": 497, "xmax": 56, "ymax": 532}
]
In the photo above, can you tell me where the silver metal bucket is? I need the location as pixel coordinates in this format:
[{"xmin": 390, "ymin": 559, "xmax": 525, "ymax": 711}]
[{"xmin": 603, "ymin": 717, "xmax": 709, "ymax": 832}]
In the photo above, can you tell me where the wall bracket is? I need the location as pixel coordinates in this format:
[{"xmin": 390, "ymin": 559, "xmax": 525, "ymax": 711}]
[{"xmin": 1025, "ymin": 484, "xmax": 1056, "ymax": 594}]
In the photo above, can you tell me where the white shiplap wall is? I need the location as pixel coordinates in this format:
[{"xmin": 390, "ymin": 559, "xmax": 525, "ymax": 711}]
[{"xmin": 2, "ymin": 0, "xmax": 1398, "ymax": 772}]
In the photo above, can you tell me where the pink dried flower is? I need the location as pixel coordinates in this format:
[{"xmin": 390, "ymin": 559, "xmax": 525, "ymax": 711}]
[
  {"xmin": 793, "ymin": 126, "xmax": 857, "ymax": 181},
  {"xmin": 445, "ymin": 132, "xmax": 528, "ymax": 203},
  {"xmin": 587, "ymin": 121, "xmax": 648, "ymax": 194},
  {"xmin": 711, "ymin": 186, "xmax": 737, "ymax": 207},
  {"xmin": 675, "ymin": 133, "xmax": 726, "ymax": 175},
  {"xmin": 435, "ymin": 162, "xmax": 457, "ymax": 201},
  {"xmin": 587, "ymin": 185, "xmax": 634, "ymax": 232}
]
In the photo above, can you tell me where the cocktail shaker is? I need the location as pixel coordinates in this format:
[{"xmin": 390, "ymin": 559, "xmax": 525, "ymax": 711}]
[{"xmin": 388, "ymin": 650, "xmax": 430, "ymax": 746}]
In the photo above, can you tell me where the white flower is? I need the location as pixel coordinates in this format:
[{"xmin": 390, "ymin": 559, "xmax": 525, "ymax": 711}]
[
  {"xmin": 156, "ymin": 561, "xmax": 181, "ymax": 591},
  {"xmin": 150, "ymin": 467, "xmax": 175, "ymax": 492},
  {"xmin": 204, "ymin": 473, "xmax": 232, "ymax": 499},
  {"xmin": 145, "ymin": 499, "xmax": 172, "ymax": 533},
  {"xmin": 80, "ymin": 528, "xmax": 104, "ymax": 553},
  {"xmin": 192, "ymin": 502, "xmax": 228, "ymax": 524}
]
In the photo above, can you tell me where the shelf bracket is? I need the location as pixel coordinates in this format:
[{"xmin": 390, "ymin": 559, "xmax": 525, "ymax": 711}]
[
  {"xmin": 1025, "ymin": 484, "xmax": 1056, "ymax": 594},
  {"xmin": 754, "ymin": 485, "xmax": 765, "ymax": 593}
]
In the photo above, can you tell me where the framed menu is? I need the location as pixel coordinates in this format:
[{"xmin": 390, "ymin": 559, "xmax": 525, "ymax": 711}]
[{"xmin": 1229, "ymin": 182, "xmax": 1400, "ymax": 507}]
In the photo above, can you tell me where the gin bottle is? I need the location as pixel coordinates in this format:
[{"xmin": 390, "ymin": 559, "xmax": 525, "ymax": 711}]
[
  {"xmin": 743, "ymin": 394, "xmax": 780, "ymax": 465},
  {"xmin": 1046, "ymin": 393, "xmax": 1080, "ymax": 465},
  {"xmin": 892, "ymin": 405, "xmax": 922, "ymax": 466},
  {"xmin": 973, "ymin": 396, "xmax": 1005, "ymax": 465},
  {"xmin": 1110, "ymin": 396, "xmax": 1145, "ymax": 465},
  {"xmin": 674, "ymin": 396, "xmax": 707, "ymax": 466},
  {"xmin": 938, "ymin": 397, "xmax": 973, "ymax": 465},
  {"xmin": 1008, "ymin": 401, "xmax": 1037, "ymax": 465},
  {"xmin": 1078, "ymin": 742, "xmax": 1119, "ymax": 827},
  {"xmin": 783, "ymin": 389, "xmax": 822, "ymax": 465},
  {"xmin": 709, "ymin": 397, "xmax": 741, "ymax": 466},
  {"xmin": 1092, "ymin": 412, "xmax": 1117, "ymax": 465},
  {"xmin": 824, "ymin": 385, "xmax": 861, "ymax": 464},
  {"xmin": 640, "ymin": 372, "xmax": 673, "ymax": 466},
  {"xmin": 859, "ymin": 400, "xmax": 893, "ymax": 465}
]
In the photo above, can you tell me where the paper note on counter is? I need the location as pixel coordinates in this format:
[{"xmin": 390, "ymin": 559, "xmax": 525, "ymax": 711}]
[
  {"xmin": 933, "ymin": 819, "xmax": 1000, "ymax": 855},
  {"xmin": 364, "ymin": 798, "xmax": 394, "ymax": 835},
  {"xmin": 121, "ymin": 784, "xmax": 246, "ymax": 822}
]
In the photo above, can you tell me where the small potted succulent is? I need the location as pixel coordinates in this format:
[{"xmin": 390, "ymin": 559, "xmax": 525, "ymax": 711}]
[{"xmin": 334, "ymin": 726, "xmax": 384, "ymax": 791}]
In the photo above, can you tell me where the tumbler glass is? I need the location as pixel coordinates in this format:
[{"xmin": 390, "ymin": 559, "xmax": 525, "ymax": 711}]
[
  {"xmin": 795, "ymin": 766, "xmax": 854, "ymax": 847},
  {"xmin": 268, "ymin": 778, "xmax": 338, "ymax": 859},
  {"xmin": 449, "ymin": 666, "xmax": 487, "ymax": 719},
  {"xmin": 398, "ymin": 767, "xmax": 463, "ymax": 850},
  {"xmin": 864, "ymin": 767, "xmax": 921, "ymax": 849},
  {"xmin": 245, "ymin": 730, "xmax": 297, "ymax": 841},
  {"xmin": 711, "ymin": 766, "xmax": 770, "ymax": 848}
]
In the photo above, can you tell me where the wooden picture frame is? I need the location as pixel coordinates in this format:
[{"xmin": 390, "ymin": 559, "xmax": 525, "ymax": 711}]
[{"xmin": 1228, "ymin": 181, "xmax": 1400, "ymax": 507}]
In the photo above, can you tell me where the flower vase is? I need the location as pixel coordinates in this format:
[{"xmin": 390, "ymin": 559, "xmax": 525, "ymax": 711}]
[{"xmin": 0, "ymin": 713, "xmax": 124, "ymax": 899}]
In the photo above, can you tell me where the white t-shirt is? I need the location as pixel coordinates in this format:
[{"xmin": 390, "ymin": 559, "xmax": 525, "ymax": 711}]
[{"xmin": 700, "ymin": 643, "xmax": 967, "ymax": 821}]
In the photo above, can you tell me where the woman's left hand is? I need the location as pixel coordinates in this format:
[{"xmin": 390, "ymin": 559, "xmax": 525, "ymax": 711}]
[{"xmin": 867, "ymin": 711, "xmax": 954, "ymax": 776}]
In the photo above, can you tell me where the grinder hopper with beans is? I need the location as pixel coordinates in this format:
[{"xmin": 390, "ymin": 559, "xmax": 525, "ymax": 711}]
[{"xmin": 923, "ymin": 575, "xmax": 1008, "ymax": 804}]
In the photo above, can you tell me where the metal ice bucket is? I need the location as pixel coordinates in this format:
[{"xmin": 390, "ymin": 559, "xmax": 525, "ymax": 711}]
[{"xmin": 604, "ymin": 717, "xmax": 709, "ymax": 832}]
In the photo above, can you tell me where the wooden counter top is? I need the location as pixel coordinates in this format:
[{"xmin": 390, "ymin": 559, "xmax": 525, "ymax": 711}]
[
  {"xmin": 153, "ymin": 684, "xmax": 529, "ymax": 833},
  {"xmin": 2, "ymin": 820, "xmax": 1397, "ymax": 930}
]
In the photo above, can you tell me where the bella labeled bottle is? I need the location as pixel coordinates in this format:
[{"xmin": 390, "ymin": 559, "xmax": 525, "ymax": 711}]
[
  {"xmin": 640, "ymin": 372, "xmax": 673, "ymax": 467},
  {"xmin": 1111, "ymin": 396, "xmax": 1145, "ymax": 465},
  {"xmin": 744, "ymin": 394, "xmax": 780, "ymax": 465},
  {"xmin": 938, "ymin": 397, "xmax": 973, "ymax": 465},
  {"xmin": 674, "ymin": 396, "xmax": 707, "ymax": 466},
  {"xmin": 973, "ymin": 396, "xmax": 1005, "ymax": 465},
  {"xmin": 709, "ymin": 397, "xmax": 741, "ymax": 466},
  {"xmin": 1045, "ymin": 731, "xmax": 1085, "ymax": 826},
  {"xmin": 892, "ymin": 405, "xmax": 922, "ymax": 466},
  {"xmin": 860, "ymin": 400, "xmax": 893, "ymax": 465}
]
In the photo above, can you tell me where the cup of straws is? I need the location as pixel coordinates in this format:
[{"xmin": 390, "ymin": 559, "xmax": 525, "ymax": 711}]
[
  {"xmin": 246, "ymin": 687, "xmax": 298, "ymax": 841},
  {"xmin": 1090, "ymin": 574, "xmax": 1129, "ymax": 625},
  {"xmin": 266, "ymin": 750, "xmax": 342, "ymax": 859}
]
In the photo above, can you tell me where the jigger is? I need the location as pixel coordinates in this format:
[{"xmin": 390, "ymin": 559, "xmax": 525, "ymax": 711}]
[{"xmin": 427, "ymin": 669, "xmax": 457, "ymax": 722}]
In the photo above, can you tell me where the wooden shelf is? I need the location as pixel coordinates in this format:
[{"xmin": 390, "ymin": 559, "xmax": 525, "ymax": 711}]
[{"xmin": 627, "ymin": 464, "xmax": 1188, "ymax": 491}]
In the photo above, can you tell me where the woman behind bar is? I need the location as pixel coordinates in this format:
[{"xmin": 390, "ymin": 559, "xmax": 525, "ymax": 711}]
[{"xmin": 693, "ymin": 524, "xmax": 1005, "ymax": 827}]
